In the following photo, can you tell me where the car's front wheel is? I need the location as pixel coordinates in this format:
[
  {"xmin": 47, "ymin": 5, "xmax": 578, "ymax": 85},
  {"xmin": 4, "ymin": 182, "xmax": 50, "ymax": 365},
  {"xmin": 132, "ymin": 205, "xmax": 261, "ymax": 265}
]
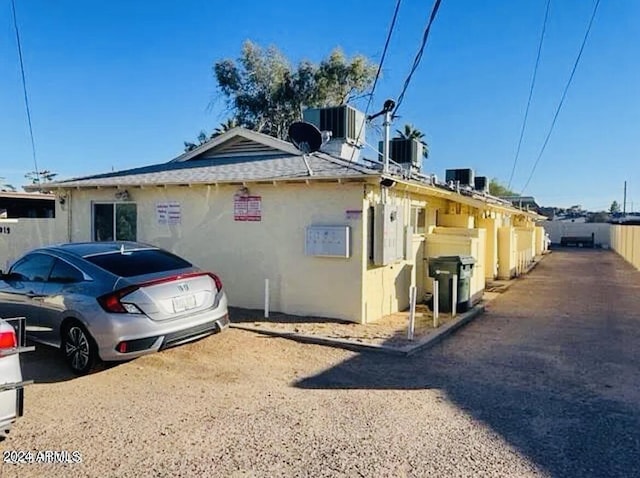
[{"xmin": 61, "ymin": 322, "xmax": 97, "ymax": 375}]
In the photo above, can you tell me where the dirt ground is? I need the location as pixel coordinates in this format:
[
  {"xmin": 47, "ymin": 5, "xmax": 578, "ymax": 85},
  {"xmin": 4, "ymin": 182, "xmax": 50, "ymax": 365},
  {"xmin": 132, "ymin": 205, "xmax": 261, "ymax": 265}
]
[
  {"xmin": 1, "ymin": 248, "xmax": 639, "ymax": 477},
  {"xmin": 233, "ymin": 304, "xmax": 458, "ymax": 347}
]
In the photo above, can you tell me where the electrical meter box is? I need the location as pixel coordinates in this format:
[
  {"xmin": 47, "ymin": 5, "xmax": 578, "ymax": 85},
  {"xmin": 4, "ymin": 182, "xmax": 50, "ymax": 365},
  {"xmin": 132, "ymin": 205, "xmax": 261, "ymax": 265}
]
[{"xmin": 373, "ymin": 203, "xmax": 405, "ymax": 265}]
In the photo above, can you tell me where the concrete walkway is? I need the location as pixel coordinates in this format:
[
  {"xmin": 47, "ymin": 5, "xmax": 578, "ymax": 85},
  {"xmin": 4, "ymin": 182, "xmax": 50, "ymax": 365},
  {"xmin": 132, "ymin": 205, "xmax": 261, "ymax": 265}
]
[{"xmin": 297, "ymin": 249, "xmax": 640, "ymax": 477}]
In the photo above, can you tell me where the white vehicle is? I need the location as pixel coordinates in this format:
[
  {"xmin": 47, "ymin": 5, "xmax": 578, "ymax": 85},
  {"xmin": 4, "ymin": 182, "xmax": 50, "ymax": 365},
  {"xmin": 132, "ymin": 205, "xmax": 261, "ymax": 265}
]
[{"xmin": 0, "ymin": 318, "xmax": 32, "ymax": 440}]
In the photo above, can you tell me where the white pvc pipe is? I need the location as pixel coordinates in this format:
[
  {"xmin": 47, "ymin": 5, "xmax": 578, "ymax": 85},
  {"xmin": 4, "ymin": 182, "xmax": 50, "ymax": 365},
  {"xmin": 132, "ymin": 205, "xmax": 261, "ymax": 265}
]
[
  {"xmin": 432, "ymin": 278, "xmax": 439, "ymax": 328},
  {"xmin": 452, "ymin": 274, "xmax": 458, "ymax": 318},
  {"xmin": 408, "ymin": 286, "xmax": 417, "ymax": 340},
  {"xmin": 264, "ymin": 279, "xmax": 270, "ymax": 319}
]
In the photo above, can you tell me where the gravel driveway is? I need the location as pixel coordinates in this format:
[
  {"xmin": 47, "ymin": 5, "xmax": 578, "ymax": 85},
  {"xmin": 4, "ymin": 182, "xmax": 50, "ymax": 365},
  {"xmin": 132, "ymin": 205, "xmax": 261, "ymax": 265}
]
[{"xmin": 1, "ymin": 249, "xmax": 639, "ymax": 477}]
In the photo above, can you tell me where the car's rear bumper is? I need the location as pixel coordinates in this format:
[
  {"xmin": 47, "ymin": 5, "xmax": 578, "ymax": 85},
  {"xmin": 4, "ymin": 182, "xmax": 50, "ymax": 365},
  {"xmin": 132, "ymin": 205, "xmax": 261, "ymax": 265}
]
[
  {"xmin": 0, "ymin": 353, "xmax": 23, "ymax": 435},
  {"xmin": 94, "ymin": 292, "xmax": 229, "ymax": 362}
]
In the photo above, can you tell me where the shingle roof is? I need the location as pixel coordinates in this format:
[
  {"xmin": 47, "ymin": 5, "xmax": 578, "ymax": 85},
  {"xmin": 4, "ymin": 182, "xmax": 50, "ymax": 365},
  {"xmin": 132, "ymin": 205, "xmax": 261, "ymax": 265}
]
[
  {"xmin": 26, "ymin": 129, "xmax": 380, "ymax": 190},
  {"xmin": 40, "ymin": 153, "xmax": 377, "ymax": 189}
]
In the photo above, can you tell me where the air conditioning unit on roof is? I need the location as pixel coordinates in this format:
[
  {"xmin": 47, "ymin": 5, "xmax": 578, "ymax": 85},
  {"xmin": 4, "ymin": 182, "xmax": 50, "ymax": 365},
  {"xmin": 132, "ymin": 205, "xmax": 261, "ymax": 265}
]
[
  {"xmin": 378, "ymin": 138, "xmax": 423, "ymax": 171},
  {"xmin": 445, "ymin": 168, "xmax": 474, "ymax": 187},
  {"xmin": 303, "ymin": 105, "xmax": 365, "ymax": 161}
]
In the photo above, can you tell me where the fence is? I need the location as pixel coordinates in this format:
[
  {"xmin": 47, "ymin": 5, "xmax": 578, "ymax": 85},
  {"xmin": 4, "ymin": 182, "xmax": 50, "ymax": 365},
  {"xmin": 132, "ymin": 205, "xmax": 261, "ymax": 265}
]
[
  {"xmin": 543, "ymin": 221, "xmax": 611, "ymax": 247},
  {"xmin": 611, "ymin": 225, "xmax": 640, "ymax": 270},
  {"xmin": 0, "ymin": 218, "xmax": 63, "ymax": 270}
]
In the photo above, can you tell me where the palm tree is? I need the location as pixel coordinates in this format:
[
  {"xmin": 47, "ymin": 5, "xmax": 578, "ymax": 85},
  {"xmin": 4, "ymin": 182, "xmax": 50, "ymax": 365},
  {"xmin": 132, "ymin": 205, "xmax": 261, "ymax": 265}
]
[
  {"xmin": 183, "ymin": 119, "xmax": 240, "ymax": 152},
  {"xmin": 24, "ymin": 170, "xmax": 58, "ymax": 184},
  {"xmin": 395, "ymin": 124, "xmax": 429, "ymax": 159},
  {"xmin": 212, "ymin": 118, "xmax": 239, "ymax": 138},
  {"xmin": 0, "ymin": 177, "xmax": 16, "ymax": 192},
  {"xmin": 183, "ymin": 131, "xmax": 209, "ymax": 152}
]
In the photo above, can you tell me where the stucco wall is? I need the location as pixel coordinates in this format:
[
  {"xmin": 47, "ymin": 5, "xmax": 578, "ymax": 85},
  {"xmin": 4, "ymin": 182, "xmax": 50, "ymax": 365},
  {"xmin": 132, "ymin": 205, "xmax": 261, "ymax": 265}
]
[
  {"xmin": 514, "ymin": 227, "xmax": 536, "ymax": 274},
  {"xmin": 425, "ymin": 230, "xmax": 485, "ymax": 304},
  {"xmin": 543, "ymin": 221, "xmax": 611, "ymax": 247},
  {"xmin": 360, "ymin": 189, "xmax": 460, "ymax": 322},
  {"xmin": 63, "ymin": 183, "xmax": 365, "ymax": 322},
  {"xmin": 478, "ymin": 217, "xmax": 498, "ymax": 279},
  {"xmin": 0, "ymin": 218, "xmax": 64, "ymax": 270},
  {"xmin": 498, "ymin": 226, "xmax": 517, "ymax": 279},
  {"xmin": 438, "ymin": 213, "xmax": 474, "ymax": 228},
  {"xmin": 611, "ymin": 225, "xmax": 640, "ymax": 270},
  {"xmin": 361, "ymin": 190, "xmax": 414, "ymax": 322}
]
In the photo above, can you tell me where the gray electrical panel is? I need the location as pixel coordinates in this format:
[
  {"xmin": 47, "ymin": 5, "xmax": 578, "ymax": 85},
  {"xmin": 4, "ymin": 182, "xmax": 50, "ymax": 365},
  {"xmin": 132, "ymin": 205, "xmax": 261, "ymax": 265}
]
[{"xmin": 373, "ymin": 203, "xmax": 405, "ymax": 265}]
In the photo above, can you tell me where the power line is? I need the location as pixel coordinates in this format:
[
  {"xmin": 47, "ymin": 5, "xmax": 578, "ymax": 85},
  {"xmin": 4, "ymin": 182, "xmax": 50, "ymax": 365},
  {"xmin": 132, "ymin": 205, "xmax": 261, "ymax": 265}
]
[
  {"xmin": 520, "ymin": 0, "xmax": 601, "ymax": 195},
  {"xmin": 392, "ymin": 0, "xmax": 443, "ymax": 116},
  {"xmin": 11, "ymin": 0, "xmax": 40, "ymax": 185},
  {"xmin": 507, "ymin": 0, "xmax": 551, "ymax": 190},
  {"xmin": 347, "ymin": 0, "xmax": 403, "ymax": 165}
]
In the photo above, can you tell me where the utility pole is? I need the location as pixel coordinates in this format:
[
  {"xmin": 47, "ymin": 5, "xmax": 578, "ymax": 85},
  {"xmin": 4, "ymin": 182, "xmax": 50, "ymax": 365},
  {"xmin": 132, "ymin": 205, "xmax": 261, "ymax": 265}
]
[
  {"xmin": 382, "ymin": 109, "xmax": 391, "ymax": 175},
  {"xmin": 623, "ymin": 180, "xmax": 627, "ymax": 215},
  {"xmin": 367, "ymin": 99, "xmax": 396, "ymax": 204}
]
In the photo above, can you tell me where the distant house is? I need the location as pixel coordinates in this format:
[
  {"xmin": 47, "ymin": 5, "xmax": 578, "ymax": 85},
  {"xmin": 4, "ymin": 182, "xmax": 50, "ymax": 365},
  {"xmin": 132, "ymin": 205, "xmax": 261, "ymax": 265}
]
[
  {"xmin": 27, "ymin": 113, "xmax": 543, "ymax": 323},
  {"xmin": 538, "ymin": 207, "xmax": 555, "ymax": 220},
  {"xmin": 0, "ymin": 191, "xmax": 55, "ymax": 219},
  {"xmin": 500, "ymin": 195, "xmax": 540, "ymax": 212}
]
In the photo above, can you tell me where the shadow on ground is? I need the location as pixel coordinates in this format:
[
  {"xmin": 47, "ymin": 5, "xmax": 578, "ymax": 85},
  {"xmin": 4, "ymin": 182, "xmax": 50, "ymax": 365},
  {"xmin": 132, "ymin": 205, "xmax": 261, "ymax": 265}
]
[
  {"xmin": 20, "ymin": 342, "xmax": 122, "ymax": 384},
  {"xmin": 229, "ymin": 307, "xmax": 351, "ymax": 325},
  {"xmin": 295, "ymin": 249, "xmax": 640, "ymax": 477}
]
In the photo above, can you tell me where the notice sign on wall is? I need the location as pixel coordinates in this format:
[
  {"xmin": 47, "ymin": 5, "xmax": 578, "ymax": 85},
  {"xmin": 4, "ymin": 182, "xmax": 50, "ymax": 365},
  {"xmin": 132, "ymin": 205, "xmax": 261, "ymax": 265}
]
[
  {"xmin": 234, "ymin": 196, "xmax": 262, "ymax": 221},
  {"xmin": 156, "ymin": 202, "xmax": 181, "ymax": 225}
]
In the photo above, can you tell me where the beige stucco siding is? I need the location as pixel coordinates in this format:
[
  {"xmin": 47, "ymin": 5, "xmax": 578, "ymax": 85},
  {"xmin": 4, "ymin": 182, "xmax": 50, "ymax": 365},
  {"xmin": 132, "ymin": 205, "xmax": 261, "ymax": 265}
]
[
  {"xmin": 0, "ymin": 218, "xmax": 65, "ymax": 270},
  {"xmin": 64, "ymin": 183, "xmax": 365, "ymax": 322}
]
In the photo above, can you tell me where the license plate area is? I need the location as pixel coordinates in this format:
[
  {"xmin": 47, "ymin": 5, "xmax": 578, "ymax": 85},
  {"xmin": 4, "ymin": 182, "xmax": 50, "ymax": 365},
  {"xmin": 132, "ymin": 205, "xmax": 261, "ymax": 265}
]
[{"xmin": 172, "ymin": 294, "xmax": 197, "ymax": 313}]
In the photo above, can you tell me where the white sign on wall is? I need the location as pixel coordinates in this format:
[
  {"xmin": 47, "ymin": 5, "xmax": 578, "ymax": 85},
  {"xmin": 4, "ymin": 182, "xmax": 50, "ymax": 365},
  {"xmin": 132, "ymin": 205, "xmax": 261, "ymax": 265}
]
[
  {"xmin": 234, "ymin": 196, "xmax": 262, "ymax": 222},
  {"xmin": 156, "ymin": 202, "xmax": 181, "ymax": 225},
  {"xmin": 305, "ymin": 225, "xmax": 350, "ymax": 258}
]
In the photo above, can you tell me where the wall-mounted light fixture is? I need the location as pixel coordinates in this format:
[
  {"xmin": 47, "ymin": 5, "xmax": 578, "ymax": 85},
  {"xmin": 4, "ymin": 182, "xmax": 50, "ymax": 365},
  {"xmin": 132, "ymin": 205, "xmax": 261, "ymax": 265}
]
[
  {"xmin": 235, "ymin": 186, "xmax": 250, "ymax": 198},
  {"xmin": 380, "ymin": 178, "xmax": 396, "ymax": 188},
  {"xmin": 115, "ymin": 190, "xmax": 130, "ymax": 201}
]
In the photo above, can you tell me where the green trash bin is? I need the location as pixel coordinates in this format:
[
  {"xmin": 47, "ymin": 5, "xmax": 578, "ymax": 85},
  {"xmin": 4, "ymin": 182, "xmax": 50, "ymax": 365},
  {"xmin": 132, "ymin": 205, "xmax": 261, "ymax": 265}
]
[{"xmin": 428, "ymin": 255, "xmax": 476, "ymax": 313}]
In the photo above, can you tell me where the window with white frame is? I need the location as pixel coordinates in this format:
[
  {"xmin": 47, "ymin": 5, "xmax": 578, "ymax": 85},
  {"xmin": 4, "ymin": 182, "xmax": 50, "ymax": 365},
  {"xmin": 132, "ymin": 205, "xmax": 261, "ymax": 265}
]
[
  {"xmin": 93, "ymin": 203, "xmax": 137, "ymax": 241},
  {"xmin": 410, "ymin": 205, "xmax": 426, "ymax": 234}
]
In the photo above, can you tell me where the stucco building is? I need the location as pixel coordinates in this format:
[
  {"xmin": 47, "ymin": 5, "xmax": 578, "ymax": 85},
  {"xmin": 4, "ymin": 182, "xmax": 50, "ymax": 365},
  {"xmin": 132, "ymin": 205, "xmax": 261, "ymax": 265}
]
[{"xmin": 28, "ymin": 112, "xmax": 544, "ymax": 323}]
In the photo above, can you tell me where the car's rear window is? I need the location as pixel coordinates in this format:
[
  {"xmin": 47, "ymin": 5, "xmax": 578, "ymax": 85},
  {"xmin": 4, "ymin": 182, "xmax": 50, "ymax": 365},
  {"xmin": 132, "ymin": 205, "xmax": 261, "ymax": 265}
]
[{"xmin": 85, "ymin": 249, "xmax": 192, "ymax": 277}]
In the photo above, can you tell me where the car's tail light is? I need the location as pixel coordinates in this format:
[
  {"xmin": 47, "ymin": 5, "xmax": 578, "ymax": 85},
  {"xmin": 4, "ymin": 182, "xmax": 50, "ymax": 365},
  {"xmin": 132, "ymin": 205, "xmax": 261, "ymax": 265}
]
[
  {"xmin": 0, "ymin": 328, "xmax": 17, "ymax": 349},
  {"xmin": 97, "ymin": 285, "xmax": 141, "ymax": 314},
  {"xmin": 207, "ymin": 273, "xmax": 223, "ymax": 292}
]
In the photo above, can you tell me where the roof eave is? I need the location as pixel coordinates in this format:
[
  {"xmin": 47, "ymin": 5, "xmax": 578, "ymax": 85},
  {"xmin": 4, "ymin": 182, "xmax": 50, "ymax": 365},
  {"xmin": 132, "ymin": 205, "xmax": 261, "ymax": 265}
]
[{"xmin": 34, "ymin": 174, "xmax": 375, "ymax": 190}]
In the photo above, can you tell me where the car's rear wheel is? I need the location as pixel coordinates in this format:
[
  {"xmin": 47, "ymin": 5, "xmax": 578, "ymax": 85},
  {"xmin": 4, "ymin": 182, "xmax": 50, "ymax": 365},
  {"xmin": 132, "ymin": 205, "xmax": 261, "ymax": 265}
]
[{"xmin": 61, "ymin": 322, "xmax": 97, "ymax": 375}]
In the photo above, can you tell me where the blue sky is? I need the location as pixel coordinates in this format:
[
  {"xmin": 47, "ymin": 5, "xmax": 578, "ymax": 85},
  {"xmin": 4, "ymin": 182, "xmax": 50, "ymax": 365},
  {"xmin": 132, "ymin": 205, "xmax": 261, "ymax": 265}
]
[{"xmin": 1, "ymin": 0, "xmax": 638, "ymax": 211}]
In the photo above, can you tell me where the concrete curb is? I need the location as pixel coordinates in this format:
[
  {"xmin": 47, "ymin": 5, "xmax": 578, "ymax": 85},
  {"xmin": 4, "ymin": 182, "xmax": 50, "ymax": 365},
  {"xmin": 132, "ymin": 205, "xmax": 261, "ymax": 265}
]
[
  {"xmin": 230, "ymin": 304, "xmax": 486, "ymax": 357},
  {"xmin": 404, "ymin": 304, "xmax": 486, "ymax": 356},
  {"xmin": 229, "ymin": 324, "xmax": 407, "ymax": 356}
]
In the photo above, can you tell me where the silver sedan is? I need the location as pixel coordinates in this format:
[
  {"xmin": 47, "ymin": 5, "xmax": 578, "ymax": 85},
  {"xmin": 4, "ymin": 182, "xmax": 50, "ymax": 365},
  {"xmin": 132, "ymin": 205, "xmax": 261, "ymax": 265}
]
[{"xmin": 0, "ymin": 242, "xmax": 229, "ymax": 374}]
